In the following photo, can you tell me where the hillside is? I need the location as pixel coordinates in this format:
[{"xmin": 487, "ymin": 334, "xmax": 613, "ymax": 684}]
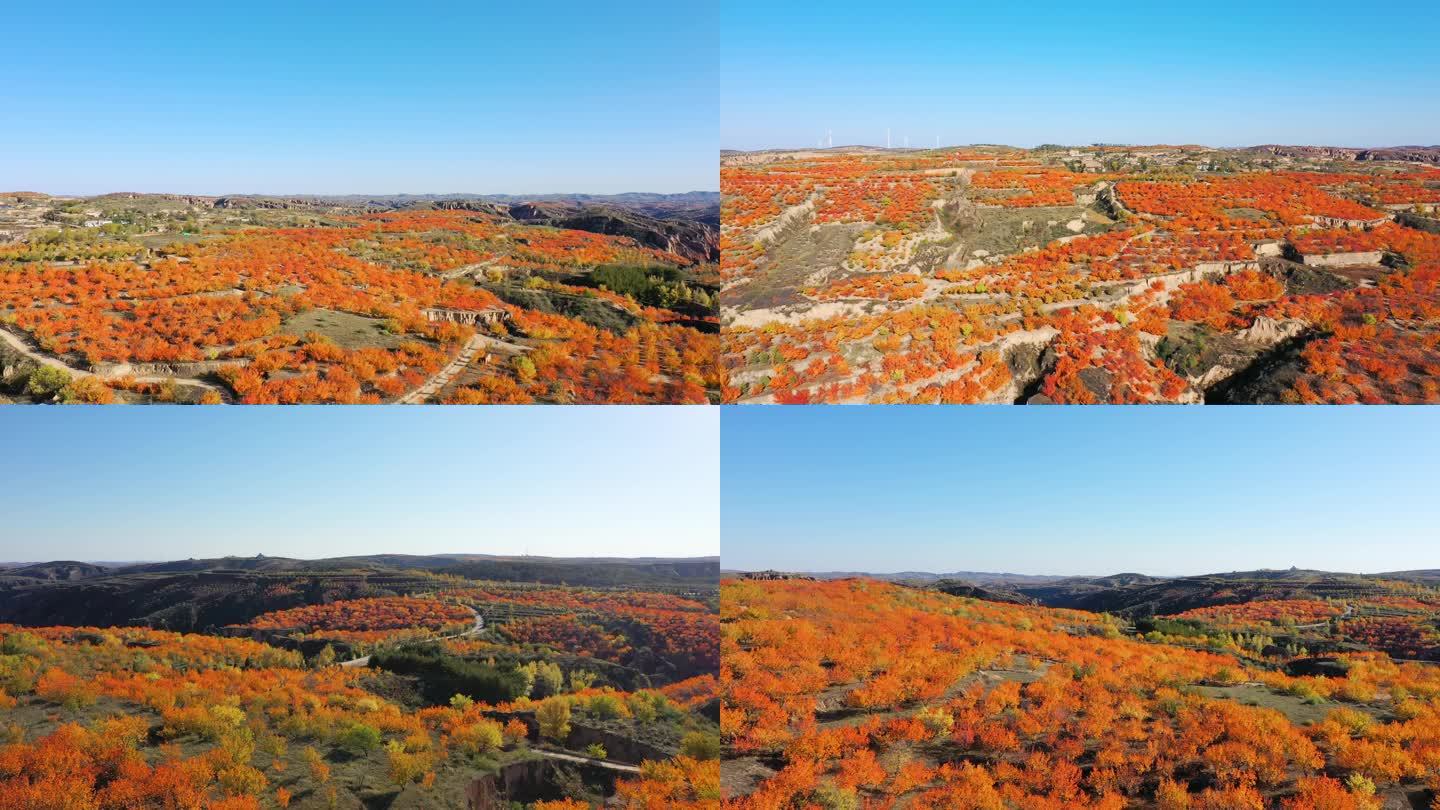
[{"xmin": 722, "ymin": 577, "xmax": 1440, "ymax": 809}]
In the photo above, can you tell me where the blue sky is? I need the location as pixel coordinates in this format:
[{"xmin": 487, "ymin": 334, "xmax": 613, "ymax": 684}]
[
  {"xmin": 723, "ymin": 407, "xmax": 1440, "ymax": 576},
  {"xmin": 0, "ymin": 407, "xmax": 718, "ymax": 562},
  {"xmin": 1, "ymin": 2, "xmax": 716, "ymax": 195},
  {"xmin": 722, "ymin": 1, "xmax": 1440, "ymax": 150}
]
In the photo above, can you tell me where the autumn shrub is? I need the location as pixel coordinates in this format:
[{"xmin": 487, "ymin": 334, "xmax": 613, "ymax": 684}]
[
  {"xmin": 385, "ymin": 740, "xmax": 431, "ymax": 786},
  {"xmin": 502, "ymin": 718, "xmax": 529, "ymax": 747},
  {"xmin": 626, "ymin": 692, "xmax": 658, "ymax": 722},
  {"xmin": 216, "ymin": 763, "xmax": 268, "ymax": 798},
  {"xmin": 454, "ymin": 719, "xmax": 503, "ymax": 756},
  {"xmin": 59, "ymin": 376, "xmax": 115, "ymax": 404},
  {"xmin": 915, "ymin": 706, "xmax": 955, "ymax": 739},
  {"xmin": 35, "ymin": 668, "xmax": 95, "ymax": 710},
  {"xmin": 586, "ymin": 694, "xmax": 624, "ymax": 720}
]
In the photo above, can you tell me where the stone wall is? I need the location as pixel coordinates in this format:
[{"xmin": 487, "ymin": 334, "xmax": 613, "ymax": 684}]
[
  {"xmin": 92, "ymin": 359, "xmax": 248, "ymax": 378},
  {"xmin": 1194, "ymin": 260, "xmax": 1260, "ymax": 274},
  {"xmin": 565, "ymin": 723, "xmax": 673, "ymax": 766},
  {"xmin": 1301, "ymin": 250, "xmax": 1385, "ymax": 268},
  {"xmin": 424, "ymin": 307, "xmax": 510, "ymax": 326},
  {"xmin": 1307, "ymin": 214, "xmax": 1393, "ymax": 229}
]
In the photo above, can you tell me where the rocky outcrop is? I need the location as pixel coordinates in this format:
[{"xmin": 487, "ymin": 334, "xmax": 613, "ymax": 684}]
[
  {"xmin": 507, "ymin": 204, "xmax": 718, "ymax": 263},
  {"xmin": 1255, "ymin": 145, "xmax": 1440, "ymax": 165},
  {"xmin": 751, "ymin": 194, "xmax": 818, "ymax": 247},
  {"xmin": 212, "ymin": 196, "xmax": 309, "ymax": 210},
  {"xmin": 425, "ymin": 200, "xmax": 510, "ymax": 216},
  {"xmin": 465, "ymin": 758, "xmax": 620, "ymax": 810},
  {"xmin": 1236, "ymin": 316, "xmax": 1306, "ymax": 346}
]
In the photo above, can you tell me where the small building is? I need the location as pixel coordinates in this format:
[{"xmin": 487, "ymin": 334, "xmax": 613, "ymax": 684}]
[{"xmin": 1252, "ymin": 239, "xmax": 1286, "ymax": 257}]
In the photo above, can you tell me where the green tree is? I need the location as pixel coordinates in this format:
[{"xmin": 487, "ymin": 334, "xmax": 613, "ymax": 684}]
[
  {"xmin": 679, "ymin": 731, "xmax": 720, "ymax": 761},
  {"xmin": 531, "ymin": 661, "xmax": 564, "ymax": 698},
  {"xmin": 312, "ymin": 645, "xmax": 336, "ymax": 668},
  {"xmin": 512, "ymin": 355, "xmax": 537, "ymax": 382},
  {"xmin": 337, "ymin": 723, "xmax": 382, "ymax": 755}
]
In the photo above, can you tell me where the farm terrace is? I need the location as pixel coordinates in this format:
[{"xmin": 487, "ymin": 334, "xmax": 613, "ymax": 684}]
[{"xmin": 720, "ymin": 146, "xmax": 1440, "ymax": 404}]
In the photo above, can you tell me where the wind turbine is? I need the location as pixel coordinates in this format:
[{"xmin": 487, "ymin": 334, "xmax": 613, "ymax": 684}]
[{"xmin": 886, "ymin": 128, "xmax": 891, "ymax": 149}]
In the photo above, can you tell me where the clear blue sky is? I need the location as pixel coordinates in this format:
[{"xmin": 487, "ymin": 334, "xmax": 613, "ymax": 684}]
[
  {"xmin": 1, "ymin": 2, "xmax": 716, "ymax": 195},
  {"xmin": 0, "ymin": 407, "xmax": 718, "ymax": 562},
  {"xmin": 723, "ymin": 407, "xmax": 1440, "ymax": 576},
  {"xmin": 722, "ymin": 1, "xmax": 1440, "ymax": 150}
]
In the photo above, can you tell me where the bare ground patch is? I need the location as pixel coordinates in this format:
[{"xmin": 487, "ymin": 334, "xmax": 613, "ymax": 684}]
[{"xmin": 281, "ymin": 308, "xmax": 404, "ymax": 350}]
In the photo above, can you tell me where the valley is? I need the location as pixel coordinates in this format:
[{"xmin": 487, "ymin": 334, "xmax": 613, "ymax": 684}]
[{"xmin": 0, "ymin": 553, "xmax": 721, "ymax": 808}]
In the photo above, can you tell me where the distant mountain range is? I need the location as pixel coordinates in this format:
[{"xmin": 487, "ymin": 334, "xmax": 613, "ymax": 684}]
[
  {"xmin": 0, "ymin": 554, "xmax": 720, "ymax": 631},
  {"xmin": 728, "ymin": 567, "xmax": 1440, "ymax": 617},
  {"xmin": 4, "ymin": 553, "xmax": 719, "ymax": 578},
  {"xmin": 722, "ymin": 144, "xmax": 1440, "ymax": 167},
  {"xmin": 6, "ymin": 190, "xmax": 721, "ymax": 262}
]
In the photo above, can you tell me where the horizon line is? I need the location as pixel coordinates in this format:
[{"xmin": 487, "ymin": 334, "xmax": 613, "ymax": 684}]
[
  {"xmin": 721, "ymin": 564, "xmax": 1438, "ymax": 578},
  {"xmin": 720, "ymin": 142, "xmax": 1440, "ymax": 153},
  {"xmin": 4, "ymin": 189, "xmax": 722, "ymax": 199},
  {"xmin": 3, "ymin": 552, "xmax": 722, "ymax": 565}
]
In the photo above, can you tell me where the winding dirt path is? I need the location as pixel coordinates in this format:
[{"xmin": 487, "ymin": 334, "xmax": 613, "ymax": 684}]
[
  {"xmin": 1, "ymin": 324, "xmax": 232, "ymax": 401},
  {"xmin": 532, "ymin": 749, "xmax": 641, "ymax": 774},
  {"xmin": 440, "ymin": 259, "xmax": 500, "ymax": 280},
  {"xmin": 340, "ymin": 606, "xmax": 485, "ymax": 668},
  {"xmin": 397, "ymin": 334, "xmax": 531, "ymax": 404},
  {"xmin": 397, "ymin": 335, "xmax": 486, "ymax": 404}
]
